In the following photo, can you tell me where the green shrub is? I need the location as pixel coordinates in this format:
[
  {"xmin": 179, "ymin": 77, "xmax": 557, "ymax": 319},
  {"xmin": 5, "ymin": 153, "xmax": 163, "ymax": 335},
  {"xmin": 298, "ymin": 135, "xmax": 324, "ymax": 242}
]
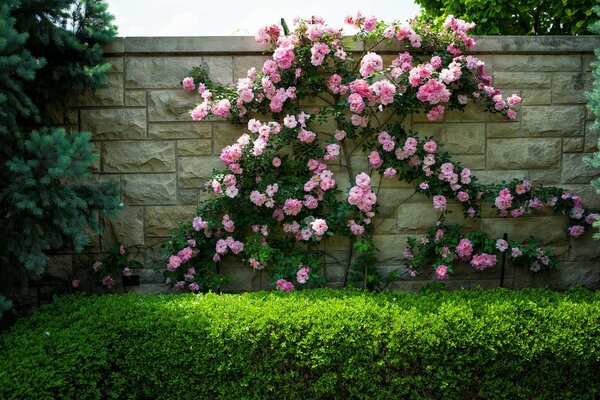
[
  {"xmin": 1, "ymin": 289, "xmax": 599, "ymax": 399},
  {"xmin": 415, "ymin": 0, "xmax": 598, "ymax": 35}
]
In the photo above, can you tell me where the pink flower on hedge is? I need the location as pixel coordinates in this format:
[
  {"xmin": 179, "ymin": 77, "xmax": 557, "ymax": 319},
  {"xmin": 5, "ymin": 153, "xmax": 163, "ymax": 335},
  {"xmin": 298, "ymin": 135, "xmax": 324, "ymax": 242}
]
[
  {"xmin": 368, "ymin": 151, "xmax": 383, "ymax": 168},
  {"xmin": 585, "ymin": 213, "xmax": 598, "ymax": 225},
  {"xmin": 456, "ymin": 238, "xmax": 473, "ymax": 260},
  {"xmin": 457, "ymin": 191, "xmax": 469, "ymax": 202},
  {"xmin": 419, "ymin": 182, "xmax": 429, "ymax": 190},
  {"xmin": 296, "ymin": 266, "xmax": 310, "ymax": 283},
  {"xmin": 273, "ymin": 46, "xmax": 295, "ymax": 69},
  {"xmin": 189, "ymin": 282, "xmax": 200, "ymax": 291},
  {"xmin": 71, "ymin": 279, "xmax": 80, "ymax": 288},
  {"xmin": 298, "ymin": 129, "xmax": 316, "ymax": 143},
  {"xmin": 167, "ymin": 255, "xmax": 182, "ymax": 271},
  {"xmin": 383, "ymin": 168, "xmax": 397, "ymax": 178},
  {"xmin": 427, "ymin": 105, "xmax": 445, "ymax": 121},
  {"xmin": 102, "ymin": 275, "xmax": 114, "ymax": 289},
  {"xmin": 471, "ymin": 253, "xmax": 497, "ymax": 270},
  {"xmin": 435, "ymin": 265, "xmax": 449, "ymax": 280},
  {"xmin": 417, "ymin": 79, "xmax": 451, "ymax": 105},
  {"xmin": 249, "ymin": 258, "xmax": 263, "ymax": 270},
  {"xmin": 215, "ymin": 240, "xmax": 228, "ymax": 255},
  {"xmin": 334, "ymin": 130, "xmax": 346, "ymax": 140},
  {"xmin": 119, "ymin": 245, "xmax": 125, "ymax": 255},
  {"xmin": 283, "ymin": 199, "xmax": 303, "ymax": 216},
  {"xmin": 276, "ymin": 279, "xmax": 295, "ymax": 292},
  {"xmin": 178, "ymin": 247, "xmax": 193, "ymax": 262},
  {"xmin": 182, "ymin": 76, "xmax": 195, "ymax": 91},
  {"xmin": 433, "ymin": 195, "xmax": 447, "ymax": 211},
  {"xmin": 371, "ymin": 79, "xmax": 396, "ymax": 105},
  {"xmin": 496, "ymin": 239, "xmax": 509, "ymax": 252},
  {"xmin": 511, "ymin": 247, "xmax": 523, "ymax": 258},
  {"xmin": 494, "ymin": 188, "xmax": 513, "ymax": 210},
  {"xmin": 359, "ymin": 51, "xmax": 383, "ymax": 77},
  {"xmin": 348, "ymin": 93, "xmax": 365, "ymax": 113},
  {"xmin": 423, "ymin": 140, "xmax": 437, "ymax": 153},
  {"xmin": 355, "ymin": 173, "xmax": 370, "ymax": 188},
  {"xmin": 310, "ymin": 219, "xmax": 328, "ymax": 236},
  {"xmin": 507, "ymin": 94, "xmax": 522, "ymax": 106},
  {"xmin": 569, "ymin": 225, "xmax": 585, "ymax": 237}
]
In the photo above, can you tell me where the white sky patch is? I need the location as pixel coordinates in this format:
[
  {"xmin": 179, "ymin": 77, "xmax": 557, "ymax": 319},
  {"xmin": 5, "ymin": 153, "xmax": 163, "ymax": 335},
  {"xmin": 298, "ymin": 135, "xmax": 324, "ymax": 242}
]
[{"xmin": 107, "ymin": 0, "xmax": 421, "ymax": 36}]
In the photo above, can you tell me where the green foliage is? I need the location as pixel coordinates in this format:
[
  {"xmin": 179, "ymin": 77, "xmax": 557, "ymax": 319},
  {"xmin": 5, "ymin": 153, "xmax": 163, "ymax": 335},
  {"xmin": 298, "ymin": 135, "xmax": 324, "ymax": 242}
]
[
  {"xmin": 585, "ymin": 6, "xmax": 600, "ymax": 238},
  {"xmin": 0, "ymin": 288, "xmax": 599, "ymax": 399},
  {"xmin": 4, "ymin": 128, "xmax": 120, "ymax": 273},
  {"xmin": 0, "ymin": 295, "xmax": 12, "ymax": 321},
  {"xmin": 415, "ymin": 0, "xmax": 598, "ymax": 35},
  {"xmin": 0, "ymin": 0, "xmax": 120, "ymax": 309}
]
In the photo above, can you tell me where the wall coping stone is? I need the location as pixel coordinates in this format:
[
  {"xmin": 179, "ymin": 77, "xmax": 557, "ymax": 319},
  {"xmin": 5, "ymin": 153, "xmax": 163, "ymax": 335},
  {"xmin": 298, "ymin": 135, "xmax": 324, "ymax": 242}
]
[{"xmin": 106, "ymin": 36, "xmax": 600, "ymax": 55}]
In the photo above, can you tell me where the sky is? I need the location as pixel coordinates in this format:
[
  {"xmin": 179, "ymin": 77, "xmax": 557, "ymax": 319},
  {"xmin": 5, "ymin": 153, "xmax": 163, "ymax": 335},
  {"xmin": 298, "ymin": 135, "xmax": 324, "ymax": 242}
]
[{"xmin": 106, "ymin": 0, "xmax": 421, "ymax": 37}]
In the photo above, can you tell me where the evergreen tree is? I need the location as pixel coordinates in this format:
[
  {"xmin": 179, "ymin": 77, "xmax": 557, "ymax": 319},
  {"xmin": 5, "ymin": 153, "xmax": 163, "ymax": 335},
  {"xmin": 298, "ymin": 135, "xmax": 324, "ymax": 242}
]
[
  {"xmin": 585, "ymin": 6, "xmax": 600, "ymax": 237},
  {"xmin": 0, "ymin": 0, "xmax": 120, "ymax": 312}
]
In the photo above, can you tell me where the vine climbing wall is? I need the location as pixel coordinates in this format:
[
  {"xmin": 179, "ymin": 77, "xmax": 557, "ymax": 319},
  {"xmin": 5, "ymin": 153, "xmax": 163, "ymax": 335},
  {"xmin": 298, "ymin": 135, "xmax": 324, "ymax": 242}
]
[{"xmin": 63, "ymin": 35, "xmax": 600, "ymax": 293}]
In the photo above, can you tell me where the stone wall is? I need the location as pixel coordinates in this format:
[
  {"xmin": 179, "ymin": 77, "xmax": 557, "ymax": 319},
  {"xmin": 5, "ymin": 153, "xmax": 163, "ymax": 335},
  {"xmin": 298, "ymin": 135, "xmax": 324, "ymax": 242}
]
[{"xmin": 65, "ymin": 36, "xmax": 600, "ymax": 293}]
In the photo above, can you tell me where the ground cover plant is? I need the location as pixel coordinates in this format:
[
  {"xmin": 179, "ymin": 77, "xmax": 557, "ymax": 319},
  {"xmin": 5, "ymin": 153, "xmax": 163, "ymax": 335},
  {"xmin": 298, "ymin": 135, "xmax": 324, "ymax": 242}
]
[{"xmin": 0, "ymin": 288, "xmax": 598, "ymax": 399}]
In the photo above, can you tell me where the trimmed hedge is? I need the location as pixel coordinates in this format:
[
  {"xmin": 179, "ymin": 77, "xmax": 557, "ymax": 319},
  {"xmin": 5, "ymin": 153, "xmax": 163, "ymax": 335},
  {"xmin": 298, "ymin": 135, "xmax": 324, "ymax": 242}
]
[{"xmin": 1, "ymin": 289, "xmax": 599, "ymax": 399}]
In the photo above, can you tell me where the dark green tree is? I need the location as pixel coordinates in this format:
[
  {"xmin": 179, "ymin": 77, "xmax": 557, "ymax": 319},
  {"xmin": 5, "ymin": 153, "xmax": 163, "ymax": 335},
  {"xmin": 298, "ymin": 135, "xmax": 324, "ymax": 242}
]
[
  {"xmin": 415, "ymin": 0, "xmax": 598, "ymax": 35},
  {"xmin": 0, "ymin": 0, "xmax": 120, "ymax": 318}
]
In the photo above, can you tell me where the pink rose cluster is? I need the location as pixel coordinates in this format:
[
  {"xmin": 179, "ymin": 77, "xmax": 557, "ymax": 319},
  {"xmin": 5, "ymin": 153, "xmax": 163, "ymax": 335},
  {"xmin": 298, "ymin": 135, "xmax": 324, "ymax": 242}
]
[{"xmin": 348, "ymin": 173, "xmax": 377, "ymax": 212}]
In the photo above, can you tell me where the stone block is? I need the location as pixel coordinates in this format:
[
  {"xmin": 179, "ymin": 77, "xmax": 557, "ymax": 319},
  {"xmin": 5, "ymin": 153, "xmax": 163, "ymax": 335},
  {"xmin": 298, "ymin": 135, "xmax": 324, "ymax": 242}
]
[
  {"xmin": 101, "ymin": 206, "xmax": 145, "ymax": 249},
  {"xmin": 81, "ymin": 108, "xmax": 146, "ymax": 140},
  {"xmin": 202, "ymin": 56, "xmax": 234, "ymax": 85},
  {"xmin": 178, "ymin": 156, "xmax": 220, "ymax": 188},
  {"xmin": 445, "ymin": 103, "xmax": 504, "ymax": 122},
  {"xmin": 125, "ymin": 56, "xmax": 203, "ymax": 88},
  {"xmin": 552, "ymin": 72, "xmax": 593, "ymax": 104},
  {"xmin": 177, "ymin": 139, "xmax": 212, "ymax": 156},
  {"xmin": 486, "ymin": 122, "xmax": 521, "ymax": 138},
  {"xmin": 373, "ymin": 235, "xmax": 411, "ymax": 264},
  {"xmin": 487, "ymin": 138, "xmax": 561, "ymax": 169},
  {"xmin": 568, "ymin": 233, "xmax": 600, "ymax": 262},
  {"xmin": 46, "ymin": 255, "xmax": 73, "ymax": 281},
  {"xmin": 562, "ymin": 137, "xmax": 584, "ymax": 153},
  {"xmin": 513, "ymin": 261, "xmax": 600, "ymax": 290},
  {"xmin": 222, "ymin": 266, "xmax": 262, "ymax": 292},
  {"xmin": 76, "ymin": 73, "xmax": 124, "ymax": 106},
  {"xmin": 493, "ymin": 55, "xmax": 581, "ymax": 72},
  {"xmin": 122, "ymin": 174, "xmax": 177, "ymax": 205},
  {"xmin": 493, "ymin": 72, "xmax": 551, "ymax": 89},
  {"xmin": 522, "ymin": 106, "xmax": 584, "ymax": 136},
  {"xmin": 451, "ymin": 154, "xmax": 486, "ymax": 170},
  {"xmin": 481, "ymin": 215, "xmax": 568, "ymax": 245},
  {"xmin": 102, "ymin": 141, "xmax": 175, "ymax": 173},
  {"xmin": 413, "ymin": 122, "xmax": 485, "ymax": 153},
  {"xmin": 145, "ymin": 205, "xmax": 196, "ymax": 237},
  {"xmin": 584, "ymin": 121, "xmax": 599, "ymax": 152},
  {"xmin": 148, "ymin": 122, "xmax": 212, "ymax": 139},
  {"xmin": 561, "ymin": 153, "xmax": 600, "ymax": 184},
  {"xmin": 520, "ymin": 89, "xmax": 551, "ymax": 105},
  {"xmin": 233, "ymin": 55, "xmax": 270, "ymax": 79},
  {"xmin": 124, "ymin": 90, "xmax": 147, "ymax": 106},
  {"xmin": 213, "ymin": 123, "xmax": 244, "ymax": 153},
  {"xmin": 148, "ymin": 90, "xmax": 199, "ymax": 122}
]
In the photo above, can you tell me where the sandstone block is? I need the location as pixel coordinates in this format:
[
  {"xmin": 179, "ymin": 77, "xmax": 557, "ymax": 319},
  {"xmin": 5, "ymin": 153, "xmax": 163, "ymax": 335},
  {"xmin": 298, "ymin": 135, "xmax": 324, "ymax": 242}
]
[
  {"xmin": 145, "ymin": 205, "xmax": 196, "ymax": 237},
  {"xmin": 125, "ymin": 56, "xmax": 203, "ymax": 88},
  {"xmin": 81, "ymin": 108, "xmax": 146, "ymax": 140},
  {"xmin": 487, "ymin": 138, "xmax": 560, "ymax": 169},
  {"xmin": 148, "ymin": 90, "xmax": 199, "ymax": 122},
  {"xmin": 178, "ymin": 156, "xmax": 220, "ymax": 188},
  {"xmin": 413, "ymin": 122, "xmax": 485, "ymax": 153},
  {"xmin": 561, "ymin": 153, "xmax": 600, "ymax": 184},
  {"xmin": 102, "ymin": 141, "xmax": 175, "ymax": 173},
  {"xmin": 522, "ymin": 106, "xmax": 584, "ymax": 136},
  {"xmin": 122, "ymin": 174, "xmax": 177, "ymax": 205},
  {"xmin": 149, "ymin": 122, "xmax": 212, "ymax": 139},
  {"xmin": 493, "ymin": 55, "xmax": 581, "ymax": 72},
  {"xmin": 177, "ymin": 139, "xmax": 212, "ymax": 156},
  {"xmin": 493, "ymin": 72, "xmax": 551, "ymax": 89},
  {"xmin": 101, "ymin": 206, "xmax": 145, "ymax": 249},
  {"xmin": 552, "ymin": 72, "xmax": 593, "ymax": 104}
]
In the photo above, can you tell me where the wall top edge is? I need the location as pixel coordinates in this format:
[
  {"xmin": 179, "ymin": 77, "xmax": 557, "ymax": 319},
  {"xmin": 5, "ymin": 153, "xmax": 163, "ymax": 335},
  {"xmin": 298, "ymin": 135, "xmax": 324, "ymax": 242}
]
[{"xmin": 103, "ymin": 35, "xmax": 600, "ymax": 55}]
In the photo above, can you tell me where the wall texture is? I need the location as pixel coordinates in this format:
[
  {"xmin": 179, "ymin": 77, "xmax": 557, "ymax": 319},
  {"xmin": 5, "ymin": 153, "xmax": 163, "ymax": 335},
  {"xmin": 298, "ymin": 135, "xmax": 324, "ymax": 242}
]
[{"xmin": 55, "ymin": 36, "xmax": 600, "ymax": 294}]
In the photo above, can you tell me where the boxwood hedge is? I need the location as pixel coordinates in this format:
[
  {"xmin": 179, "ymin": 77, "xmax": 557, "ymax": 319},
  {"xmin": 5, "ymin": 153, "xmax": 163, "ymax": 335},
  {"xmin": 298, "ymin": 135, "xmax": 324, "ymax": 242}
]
[{"xmin": 1, "ymin": 288, "xmax": 599, "ymax": 399}]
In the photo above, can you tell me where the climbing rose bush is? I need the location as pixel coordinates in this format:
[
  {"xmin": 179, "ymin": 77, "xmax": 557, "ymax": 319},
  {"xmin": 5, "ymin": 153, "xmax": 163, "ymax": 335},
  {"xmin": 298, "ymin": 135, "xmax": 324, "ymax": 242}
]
[{"xmin": 164, "ymin": 13, "xmax": 597, "ymax": 292}]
